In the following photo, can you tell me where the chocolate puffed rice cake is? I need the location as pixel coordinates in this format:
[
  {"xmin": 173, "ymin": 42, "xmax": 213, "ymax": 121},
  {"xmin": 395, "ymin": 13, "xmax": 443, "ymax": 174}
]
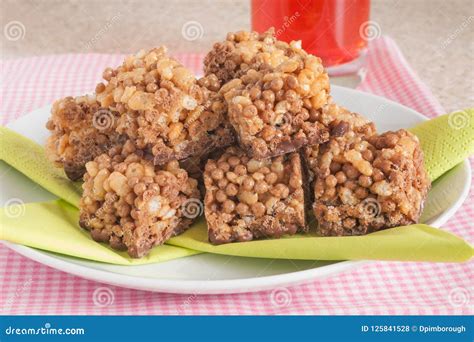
[
  {"xmin": 304, "ymin": 112, "xmax": 430, "ymax": 236},
  {"xmin": 79, "ymin": 144, "xmax": 200, "ymax": 258},
  {"xmin": 221, "ymin": 67, "xmax": 330, "ymax": 159},
  {"xmin": 205, "ymin": 29, "xmax": 331, "ymax": 159},
  {"xmin": 303, "ymin": 102, "xmax": 378, "ymax": 184},
  {"xmin": 95, "ymin": 47, "xmax": 234, "ymax": 166},
  {"xmin": 45, "ymin": 95, "xmax": 124, "ymax": 181},
  {"xmin": 203, "ymin": 146, "xmax": 307, "ymax": 244},
  {"xmin": 204, "ymin": 28, "xmax": 329, "ymax": 89}
]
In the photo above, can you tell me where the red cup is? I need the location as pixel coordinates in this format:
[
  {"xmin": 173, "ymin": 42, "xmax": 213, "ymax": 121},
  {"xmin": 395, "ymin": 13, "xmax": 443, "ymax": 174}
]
[{"xmin": 251, "ymin": 0, "xmax": 371, "ymax": 70}]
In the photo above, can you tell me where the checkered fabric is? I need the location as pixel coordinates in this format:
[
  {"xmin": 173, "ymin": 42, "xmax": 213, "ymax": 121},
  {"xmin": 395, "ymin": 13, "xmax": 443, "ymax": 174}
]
[{"xmin": 1, "ymin": 36, "xmax": 472, "ymax": 315}]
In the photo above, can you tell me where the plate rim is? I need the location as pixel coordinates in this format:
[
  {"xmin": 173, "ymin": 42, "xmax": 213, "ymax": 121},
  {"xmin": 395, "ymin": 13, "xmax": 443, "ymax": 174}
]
[
  {"xmin": 2, "ymin": 241, "xmax": 369, "ymax": 294},
  {"xmin": 2, "ymin": 85, "xmax": 471, "ymax": 294}
]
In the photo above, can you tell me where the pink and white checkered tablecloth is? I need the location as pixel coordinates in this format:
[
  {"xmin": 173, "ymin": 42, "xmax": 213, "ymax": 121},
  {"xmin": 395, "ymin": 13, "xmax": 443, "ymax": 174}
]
[{"xmin": 1, "ymin": 36, "xmax": 472, "ymax": 315}]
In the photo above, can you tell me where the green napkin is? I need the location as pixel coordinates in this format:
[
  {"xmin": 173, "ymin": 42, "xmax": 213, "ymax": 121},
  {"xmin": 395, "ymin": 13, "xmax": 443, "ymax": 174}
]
[
  {"xmin": 1, "ymin": 110, "xmax": 473, "ymax": 264},
  {"xmin": 0, "ymin": 126, "xmax": 200, "ymax": 264},
  {"xmin": 167, "ymin": 219, "xmax": 471, "ymax": 262},
  {"xmin": 0, "ymin": 199, "xmax": 199, "ymax": 265},
  {"xmin": 0, "ymin": 128, "xmax": 81, "ymax": 207},
  {"xmin": 409, "ymin": 109, "xmax": 474, "ymax": 181}
]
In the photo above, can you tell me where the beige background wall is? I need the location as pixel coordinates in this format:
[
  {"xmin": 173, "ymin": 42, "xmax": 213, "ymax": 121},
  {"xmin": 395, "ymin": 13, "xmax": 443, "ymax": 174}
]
[{"xmin": 1, "ymin": 0, "xmax": 473, "ymax": 111}]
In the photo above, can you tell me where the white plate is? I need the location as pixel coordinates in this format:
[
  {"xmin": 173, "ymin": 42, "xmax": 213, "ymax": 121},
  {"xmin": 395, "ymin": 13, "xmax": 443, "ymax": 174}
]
[{"xmin": 1, "ymin": 86, "xmax": 471, "ymax": 294}]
